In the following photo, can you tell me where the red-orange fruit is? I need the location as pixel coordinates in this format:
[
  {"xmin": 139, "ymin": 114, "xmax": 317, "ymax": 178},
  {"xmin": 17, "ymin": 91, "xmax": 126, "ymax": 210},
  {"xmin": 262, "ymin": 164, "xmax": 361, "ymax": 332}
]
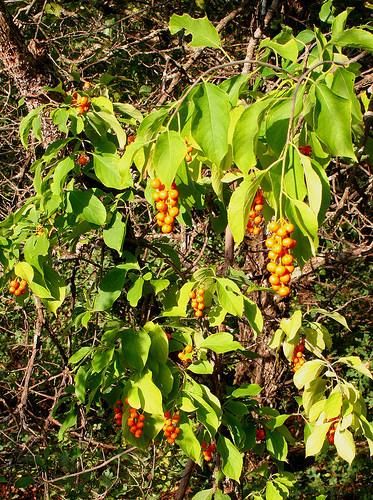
[
  {"xmin": 277, "ymin": 286, "xmax": 290, "ymax": 297},
  {"xmin": 161, "ymin": 224, "xmax": 173, "ymax": 234},
  {"xmin": 156, "ymin": 201, "xmax": 167, "ymax": 212},
  {"xmin": 169, "ymin": 189, "xmax": 179, "ymax": 200},
  {"xmin": 282, "ymin": 254, "xmax": 293, "ymax": 265},
  {"xmin": 151, "ymin": 178, "xmax": 162, "ymax": 189},
  {"xmin": 169, "ymin": 207, "xmax": 179, "ymax": 217}
]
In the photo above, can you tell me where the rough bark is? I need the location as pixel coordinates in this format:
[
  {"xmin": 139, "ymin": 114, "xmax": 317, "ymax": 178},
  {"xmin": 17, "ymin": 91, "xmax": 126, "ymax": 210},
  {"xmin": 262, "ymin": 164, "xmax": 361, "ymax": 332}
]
[{"xmin": 0, "ymin": 0, "xmax": 56, "ymax": 110}]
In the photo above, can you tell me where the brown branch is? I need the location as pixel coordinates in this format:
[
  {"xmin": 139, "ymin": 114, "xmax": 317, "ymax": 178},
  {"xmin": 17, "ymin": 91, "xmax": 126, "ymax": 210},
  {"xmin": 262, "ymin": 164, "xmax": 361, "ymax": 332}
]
[
  {"xmin": 17, "ymin": 295, "xmax": 44, "ymax": 424},
  {"xmin": 175, "ymin": 458, "xmax": 195, "ymax": 500}
]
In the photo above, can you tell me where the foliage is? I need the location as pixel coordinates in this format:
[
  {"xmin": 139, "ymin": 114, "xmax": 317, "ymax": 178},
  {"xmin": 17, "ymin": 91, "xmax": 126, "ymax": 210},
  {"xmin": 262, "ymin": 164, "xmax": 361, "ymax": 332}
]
[{"xmin": 0, "ymin": 1, "xmax": 372, "ymax": 498}]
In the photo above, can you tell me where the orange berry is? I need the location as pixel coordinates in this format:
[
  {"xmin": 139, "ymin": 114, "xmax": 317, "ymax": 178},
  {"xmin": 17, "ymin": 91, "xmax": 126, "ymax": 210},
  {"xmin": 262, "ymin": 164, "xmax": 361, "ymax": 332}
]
[
  {"xmin": 254, "ymin": 204, "xmax": 263, "ymax": 212},
  {"xmin": 169, "ymin": 189, "xmax": 179, "ymax": 200},
  {"xmin": 254, "ymin": 215, "xmax": 262, "ymax": 225},
  {"xmin": 127, "ymin": 417, "xmax": 134, "ymax": 426},
  {"xmin": 272, "ymin": 284, "xmax": 281, "ymax": 291},
  {"xmin": 269, "ymin": 274, "xmax": 280, "ymax": 286},
  {"xmin": 267, "ymin": 262, "xmax": 277, "ymax": 273},
  {"xmin": 168, "ymin": 206, "xmax": 179, "ymax": 217},
  {"xmin": 283, "ymin": 238, "xmax": 296, "ymax": 249},
  {"xmin": 184, "ymin": 345, "xmax": 193, "ymax": 354},
  {"xmin": 130, "ymin": 425, "xmax": 137, "ymax": 434},
  {"xmin": 171, "ymin": 432, "xmax": 178, "ymax": 440},
  {"xmin": 249, "ymin": 210, "xmax": 256, "ymax": 219},
  {"xmin": 191, "ymin": 300, "xmax": 198, "ymax": 309},
  {"xmin": 14, "ymin": 289, "xmax": 22, "ymax": 297},
  {"xmin": 189, "ymin": 291, "xmax": 196, "ymax": 299},
  {"xmin": 167, "ymin": 438, "xmax": 174, "ymax": 444},
  {"xmin": 134, "ymin": 430, "xmax": 142, "ymax": 438},
  {"xmin": 194, "ymin": 310, "xmax": 203, "ymax": 318},
  {"xmin": 286, "ymin": 265, "xmax": 295, "ymax": 273},
  {"xmin": 280, "ymin": 273, "xmax": 291, "ymax": 284},
  {"xmin": 265, "ymin": 238, "xmax": 274, "ymax": 248},
  {"xmin": 151, "ymin": 178, "xmax": 161, "ymax": 189},
  {"xmin": 153, "ymin": 192, "xmax": 161, "ymax": 202},
  {"xmin": 268, "ymin": 251, "xmax": 278, "ymax": 261},
  {"xmin": 185, "ymin": 154, "xmax": 192, "ymax": 162},
  {"xmin": 272, "ymin": 244, "xmax": 283, "ymax": 255},
  {"xmin": 282, "ymin": 254, "xmax": 293, "ymax": 265},
  {"xmin": 159, "ymin": 190, "xmax": 168, "ymax": 201},
  {"xmin": 164, "ymin": 215, "xmax": 174, "ymax": 225},
  {"xmin": 80, "ymin": 96, "xmax": 89, "ymax": 105},
  {"xmin": 252, "ymin": 227, "xmax": 261, "ymax": 235},
  {"xmin": 9, "ymin": 286, "xmax": 16, "ymax": 294},
  {"xmin": 268, "ymin": 222, "xmax": 279, "ymax": 232},
  {"xmin": 276, "ymin": 227, "xmax": 288, "ymax": 237},
  {"xmin": 277, "ymin": 286, "xmax": 291, "ymax": 297},
  {"xmin": 284, "ymin": 223, "xmax": 295, "ymax": 233},
  {"xmin": 19, "ymin": 279, "xmax": 27, "ymax": 289},
  {"xmin": 156, "ymin": 212, "xmax": 165, "ymax": 222},
  {"xmin": 157, "ymin": 220, "xmax": 164, "ymax": 227},
  {"xmin": 168, "ymin": 198, "xmax": 178, "ymax": 207},
  {"xmin": 254, "ymin": 195, "xmax": 264, "ymax": 205},
  {"xmin": 136, "ymin": 421, "xmax": 144, "ymax": 429},
  {"xmin": 296, "ymin": 352, "xmax": 303, "ymax": 358},
  {"xmin": 138, "ymin": 414, "xmax": 145, "ymax": 422},
  {"xmin": 156, "ymin": 201, "xmax": 167, "ymax": 212},
  {"xmin": 161, "ymin": 224, "xmax": 173, "ymax": 234},
  {"xmin": 197, "ymin": 303, "xmax": 205, "ymax": 310},
  {"xmin": 275, "ymin": 265, "xmax": 287, "ymax": 277}
]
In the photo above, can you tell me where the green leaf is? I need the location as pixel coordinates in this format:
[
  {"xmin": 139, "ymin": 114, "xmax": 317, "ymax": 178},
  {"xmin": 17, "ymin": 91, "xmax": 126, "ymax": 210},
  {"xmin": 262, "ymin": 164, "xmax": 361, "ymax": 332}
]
[
  {"xmin": 338, "ymin": 356, "xmax": 372, "ymax": 379},
  {"xmin": 50, "ymin": 157, "xmax": 75, "ymax": 196},
  {"xmin": 92, "ymin": 348, "xmax": 114, "ymax": 373},
  {"xmin": 113, "ymin": 102, "xmax": 143, "ymax": 123},
  {"xmin": 227, "ymin": 173, "xmax": 266, "ymax": 244},
  {"xmin": 93, "ymin": 266, "xmax": 127, "ymax": 311},
  {"xmin": 280, "ymin": 310, "xmax": 302, "ymax": 341},
  {"xmin": 332, "ymin": 28, "xmax": 373, "ymax": 51},
  {"xmin": 192, "ymin": 489, "xmax": 214, "ymax": 500},
  {"xmin": 129, "ymin": 369, "xmax": 163, "ymax": 415},
  {"xmin": 334, "ymin": 426, "xmax": 356, "ymax": 465},
  {"xmin": 359, "ymin": 415, "xmax": 373, "ymax": 455},
  {"xmin": 219, "ymin": 75, "xmax": 249, "ymax": 106},
  {"xmin": 127, "ymin": 277, "xmax": 144, "ymax": 307},
  {"xmin": 325, "ymin": 392, "xmax": 343, "ymax": 419},
  {"xmin": 20, "ymin": 107, "xmax": 43, "ymax": 148},
  {"xmin": 261, "ymin": 37, "xmax": 299, "ymax": 62},
  {"xmin": 232, "ymin": 100, "xmax": 270, "ymax": 173},
  {"xmin": 144, "ymin": 322, "xmax": 169, "ymax": 365},
  {"xmin": 266, "ymin": 430, "xmax": 288, "ymax": 462},
  {"xmin": 15, "ymin": 261, "xmax": 34, "ymax": 283},
  {"xmin": 231, "ymin": 384, "xmax": 262, "ymax": 398},
  {"xmin": 103, "ymin": 211, "xmax": 126, "ymax": 255},
  {"xmin": 265, "ymin": 481, "xmax": 283, "ymax": 500},
  {"xmin": 169, "ymin": 14, "xmax": 221, "ymax": 48},
  {"xmin": 69, "ymin": 346, "xmax": 92, "ymax": 364},
  {"xmin": 153, "ymin": 131, "xmax": 187, "ymax": 188},
  {"xmin": 216, "ymin": 277, "xmax": 244, "ymax": 317},
  {"xmin": 293, "ymin": 360, "xmax": 325, "ymax": 390},
  {"xmin": 199, "ymin": 333, "xmax": 242, "ymax": 354},
  {"xmin": 243, "ymin": 298, "xmax": 263, "ymax": 337},
  {"xmin": 315, "ymin": 84, "xmax": 355, "ymax": 159},
  {"xmin": 192, "ymin": 83, "xmax": 230, "ymax": 167},
  {"xmin": 177, "ymin": 421, "xmax": 202, "ymax": 462},
  {"xmin": 94, "ymin": 111, "xmax": 127, "ymax": 149},
  {"xmin": 217, "ymin": 435, "xmax": 243, "ymax": 481},
  {"xmin": 305, "ymin": 423, "xmax": 330, "ymax": 457},
  {"xmin": 93, "ymin": 153, "xmax": 133, "ymax": 190},
  {"xmin": 188, "ymin": 360, "xmax": 214, "ymax": 375},
  {"xmin": 121, "ymin": 329, "xmax": 151, "ymax": 371},
  {"xmin": 286, "ymin": 197, "xmax": 318, "ymax": 252},
  {"xmin": 310, "ymin": 308, "xmax": 349, "ymax": 330},
  {"xmin": 58, "ymin": 407, "xmax": 77, "ymax": 441},
  {"xmin": 75, "ymin": 366, "xmax": 88, "ymax": 403},
  {"xmin": 67, "ymin": 190, "xmax": 107, "ymax": 225}
]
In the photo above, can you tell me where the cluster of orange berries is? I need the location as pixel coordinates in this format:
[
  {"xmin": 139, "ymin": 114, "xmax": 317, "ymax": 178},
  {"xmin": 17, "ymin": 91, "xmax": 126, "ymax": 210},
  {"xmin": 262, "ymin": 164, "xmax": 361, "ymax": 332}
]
[
  {"xmin": 247, "ymin": 190, "xmax": 264, "ymax": 235},
  {"xmin": 201, "ymin": 441, "xmax": 216, "ymax": 461},
  {"xmin": 189, "ymin": 288, "xmax": 205, "ymax": 318},
  {"xmin": 77, "ymin": 153, "xmax": 89, "ymax": 166},
  {"xmin": 327, "ymin": 417, "xmax": 339, "ymax": 445},
  {"xmin": 185, "ymin": 139, "xmax": 193, "ymax": 163},
  {"xmin": 9, "ymin": 278, "xmax": 27, "ymax": 297},
  {"xmin": 256, "ymin": 428, "xmax": 266, "ymax": 442},
  {"xmin": 163, "ymin": 410, "xmax": 181, "ymax": 444},
  {"xmin": 127, "ymin": 406, "xmax": 146, "ymax": 439},
  {"xmin": 291, "ymin": 338, "xmax": 305, "ymax": 373},
  {"xmin": 265, "ymin": 220, "xmax": 296, "ymax": 297},
  {"xmin": 113, "ymin": 400, "xmax": 123, "ymax": 427},
  {"xmin": 178, "ymin": 344, "xmax": 193, "ymax": 364},
  {"xmin": 151, "ymin": 178, "xmax": 180, "ymax": 234},
  {"xmin": 72, "ymin": 92, "xmax": 90, "ymax": 114}
]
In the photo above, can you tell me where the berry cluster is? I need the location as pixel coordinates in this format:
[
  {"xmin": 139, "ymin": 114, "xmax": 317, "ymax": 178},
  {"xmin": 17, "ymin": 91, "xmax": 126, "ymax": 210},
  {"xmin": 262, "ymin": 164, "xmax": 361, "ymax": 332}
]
[
  {"xmin": 163, "ymin": 411, "xmax": 181, "ymax": 444},
  {"xmin": 201, "ymin": 441, "xmax": 216, "ymax": 462},
  {"xmin": 265, "ymin": 220, "xmax": 296, "ymax": 297},
  {"xmin": 77, "ymin": 153, "xmax": 89, "ymax": 166},
  {"xmin": 151, "ymin": 178, "xmax": 180, "ymax": 234},
  {"xmin": 256, "ymin": 428, "xmax": 266, "ymax": 442},
  {"xmin": 189, "ymin": 288, "xmax": 205, "ymax": 318},
  {"xmin": 184, "ymin": 139, "xmax": 193, "ymax": 163},
  {"xmin": 178, "ymin": 344, "xmax": 193, "ymax": 364},
  {"xmin": 127, "ymin": 406, "xmax": 145, "ymax": 439},
  {"xmin": 299, "ymin": 145, "xmax": 312, "ymax": 157},
  {"xmin": 291, "ymin": 338, "xmax": 305, "ymax": 373},
  {"xmin": 113, "ymin": 400, "xmax": 123, "ymax": 427},
  {"xmin": 9, "ymin": 279, "xmax": 27, "ymax": 297},
  {"xmin": 246, "ymin": 190, "xmax": 264, "ymax": 236},
  {"xmin": 72, "ymin": 93, "xmax": 90, "ymax": 114},
  {"xmin": 327, "ymin": 418, "xmax": 339, "ymax": 445}
]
